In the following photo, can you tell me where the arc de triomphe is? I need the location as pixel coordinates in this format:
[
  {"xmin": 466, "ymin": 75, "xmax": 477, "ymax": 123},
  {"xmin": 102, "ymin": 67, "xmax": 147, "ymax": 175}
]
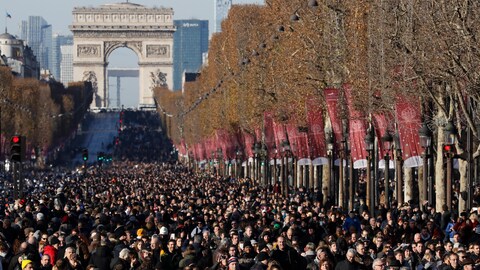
[{"xmin": 70, "ymin": 2, "xmax": 175, "ymax": 108}]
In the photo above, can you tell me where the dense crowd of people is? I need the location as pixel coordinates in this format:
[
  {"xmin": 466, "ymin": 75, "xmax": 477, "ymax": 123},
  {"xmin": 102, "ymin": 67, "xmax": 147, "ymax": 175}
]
[{"xmin": 0, "ymin": 111, "xmax": 479, "ymax": 270}]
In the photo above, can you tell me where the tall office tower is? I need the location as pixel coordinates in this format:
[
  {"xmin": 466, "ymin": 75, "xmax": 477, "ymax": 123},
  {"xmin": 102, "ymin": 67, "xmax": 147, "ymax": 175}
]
[
  {"xmin": 214, "ymin": 0, "xmax": 232, "ymax": 33},
  {"xmin": 52, "ymin": 34, "xmax": 73, "ymax": 81},
  {"xmin": 60, "ymin": 44, "xmax": 73, "ymax": 84},
  {"xmin": 20, "ymin": 16, "xmax": 52, "ymax": 72},
  {"xmin": 173, "ymin": 20, "xmax": 209, "ymax": 91}
]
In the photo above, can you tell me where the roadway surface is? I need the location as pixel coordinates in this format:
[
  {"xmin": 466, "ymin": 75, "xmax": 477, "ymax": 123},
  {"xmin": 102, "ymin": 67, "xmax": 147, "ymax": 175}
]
[{"xmin": 72, "ymin": 112, "xmax": 119, "ymax": 166}]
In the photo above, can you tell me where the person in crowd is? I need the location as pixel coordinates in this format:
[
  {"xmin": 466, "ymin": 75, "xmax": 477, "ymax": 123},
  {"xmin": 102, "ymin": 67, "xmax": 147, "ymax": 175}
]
[{"xmin": 5, "ymin": 110, "xmax": 480, "ymax": 270}]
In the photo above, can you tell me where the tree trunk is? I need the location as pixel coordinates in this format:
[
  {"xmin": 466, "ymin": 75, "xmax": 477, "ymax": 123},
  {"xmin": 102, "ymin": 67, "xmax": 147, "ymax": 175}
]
[
  {"xmin": 404, "ymin": 167, "xmax": 413, "ymax": 203},
  {"xmin": 458, "ymin": 159, "xmax": 468, "ymax": 213},
  {"xmin": 435, "ymin": 107, "xmax": 447, "ymax": 211},
  {"xmin": 323, "ymin": 165, "xmax": 330, "ymax": 205},
  {"xmin": 418, "ymin": 166, "xmax": 426, "ymax": 204}
]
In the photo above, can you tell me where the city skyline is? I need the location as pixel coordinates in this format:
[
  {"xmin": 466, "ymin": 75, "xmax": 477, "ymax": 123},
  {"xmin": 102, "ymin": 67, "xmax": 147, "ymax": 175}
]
[{"xmin": 3, "ymin": 0, "xmax": 263, "ymax": 38}]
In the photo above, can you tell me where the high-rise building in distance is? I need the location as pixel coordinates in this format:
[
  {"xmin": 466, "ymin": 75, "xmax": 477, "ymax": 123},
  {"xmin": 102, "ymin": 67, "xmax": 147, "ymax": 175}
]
[
  {"xmin": 52, "ymin": 34, "xmax": 73, "ymax": 82},
  {"xmin": 214, "ymin": 0, "xmax": 232, "ymax": 33},
  {"xmin": 21, "ymin": 16, "xmax": 52, "ymax": 73},
  {"xmin": 173, "ymin": 20, "xmax": 209, "ymax": 91},
  {"xmin": 60, "ymin": 44, "xmax": 73, "ymax": 84}
]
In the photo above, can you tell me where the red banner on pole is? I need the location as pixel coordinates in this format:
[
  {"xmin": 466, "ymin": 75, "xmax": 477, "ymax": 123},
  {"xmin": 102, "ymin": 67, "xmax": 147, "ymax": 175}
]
[
  {"xmin": 273, "ymin": 120, "xmax": 287, "ymax": 152},
  {"xmin": 343, "ymin": 85, "xmax": 368, "ymax": 168},
  {"xmin": 215, "ymin": 130, "xmax": 228, "ymax": 161},
  {"xmin": 307, "ymin": 99, "xmax": 326, "ymax": 158},
  {"xmin": 285, "ymin": 121, "xmax": 309, "ymax": 158},
  {"xmin": 372, "ymin": 112, "xmax": 394, "ymax": 156},
  {"xmin": 324, "ymin": 88, "xmax": 343, "ymax": 149},
  {"xmin": 264, "ymin": 112, "xmax": 276, "ymax": 159},
  {"xmin": 241, "ymin": 130, "xmax": 255, "ymax": 158},
  {"xmin": 395, "ymin": 96, "xmax": 422, "ymax": 167}
]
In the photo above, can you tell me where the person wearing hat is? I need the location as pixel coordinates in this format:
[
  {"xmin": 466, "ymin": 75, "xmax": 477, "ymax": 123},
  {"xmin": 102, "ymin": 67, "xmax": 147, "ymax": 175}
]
[
  {"xmin": 21, "ymin": 259, "xmax": 34, "ymax": 270},
  {"xmin": 238, "ymin": 241, "xmax": 256, "ymax": 269},
  {"xmin": 251, "ymin": 252, "xmax": 269, "ymax": 270},
  {"xmin": 460, "ymin": 257, "xmax": 474, "ymax": 270},
  {"xmin": 227, "ymin": 256, "xmax": 239, "ymax": 270}
]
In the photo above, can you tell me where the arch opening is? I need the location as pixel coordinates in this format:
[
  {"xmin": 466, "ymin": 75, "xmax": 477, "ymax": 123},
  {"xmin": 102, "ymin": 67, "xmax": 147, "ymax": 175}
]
[{"xmin": 107, "ymin": 47, "xmax": 139, "ymax": 108}]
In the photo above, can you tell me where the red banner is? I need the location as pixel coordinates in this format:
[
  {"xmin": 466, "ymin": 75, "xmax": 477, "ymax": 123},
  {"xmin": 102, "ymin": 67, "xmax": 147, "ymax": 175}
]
[
  {"xmin": 285, "ymin": 122, "xmax": 300, "ymax": 157},
  {"xmin": 178, "ymin": 139, "xmax": 187, "ymax": 156},
  {"xmin": 192, "ymin": 143, "xmax": 199, "ymax": 161},
  {"xmin": 242, "ymin": 130, "xmax": 255, "ymax": 158},
  {"xmin": 372, "ymin": 112, "xmax": 394, "ymax": 156},
  {"xmin": 226, "ymin": 132, "xmax": 239, "ymax": 160},
  {"xmin": 264, "ymin": 112, "xmax": 277, "ymax": 159},
  {"xmin": 324, "ymin": 88, "xmax": 343, "ymax": 149},
  {"xmin": 204, "ymin": 137, "xmax": 216, "ymax": 160},
  {"xmin": 395, "ymin": 96, "xmax": 422, "ymax": 167},
  {"xmin": 285, "ymin": 121, "xmax": 309, "ymax": 158},
  {"xmin": 307, "ymin": 99, "xmax": 326, "ymax": 158},
  {"xmin": 273, "ymin": 120, "xmax": 287, "ymax": 152},
  {"xmin": 343, "ymin": 85, "xmax": 368, "ymax": 168},
  {"xmin": 198, "ymin": 142, "xmax": 206, "ymax": 161},
  {"xmin": 215, "ymin": 130, "xmax": 228, "ymax": 160}
]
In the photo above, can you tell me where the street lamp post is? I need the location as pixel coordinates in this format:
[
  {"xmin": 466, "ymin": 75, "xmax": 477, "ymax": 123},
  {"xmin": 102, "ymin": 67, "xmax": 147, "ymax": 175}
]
[
  {"xmin": 382, "ymin": 132, "xmax": 394, "ymax": 208},
  {"xmin": 326, "ymin": 132, "xmax": 335, "ymax": 203},
  {"xmin": 235, "ymin": 146, "xmax": 243, "ymax": 178},
  {"xmin": 273, "ymin": 143, "xmax": 278, "ymax": 186},
  {"xmin": 253, "ymin": 143, "xmax": 259, "ymax": 183},
  {"xmin": 211, "ymin": 150, "xmax": 215, "ymax": 175},
  {"xmin": 339, "ymin": 138, "xmax": 345, "ymax": 209},
  {"xmin": 343, "ymin": 138, "xmax": 353, "ymax": 211},
  {"xmin": 395, "ymin": 133, "xmax": 403, "ymax": 206},
  {"xmin": 259, "ymin": 143, "xmax": 267, "ymax": 186},
  {"xmin": 365, "ymin": 128, "xmax": 375, "ymax": 216},
  {"xmin": 216, "ymin": 148, "xmax": 223, "ymax": 177},
  {"xmin": 282, "ymin": 139, "xmax": 291, "ymax": 196},
  {"xmin": 444, "ymin": 121, "xmax": 457, "ymax": 211},
  {"xmin": 419, "ymin": 123, "xmax": 432, "ymax": 204}
]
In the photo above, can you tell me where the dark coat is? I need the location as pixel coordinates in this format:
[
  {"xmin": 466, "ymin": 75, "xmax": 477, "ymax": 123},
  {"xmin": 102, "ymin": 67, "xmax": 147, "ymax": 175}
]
[
  {"xmin": 270, "ymin": 246, "xmax": 307, "ymax": 270},
  {"xmin": 89, "ymin": 245, "xmax": 112, "ymax": 270},
  {"xmin": 334, "ymin": 259, "xmax": 358, "ymax": 270}
]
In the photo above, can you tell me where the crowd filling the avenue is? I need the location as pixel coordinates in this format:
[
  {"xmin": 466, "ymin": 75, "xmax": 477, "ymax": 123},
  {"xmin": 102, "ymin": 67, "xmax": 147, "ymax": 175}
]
[{"xmin": 1, "ymin": 111, "xmax": 479, "ymax": 270}]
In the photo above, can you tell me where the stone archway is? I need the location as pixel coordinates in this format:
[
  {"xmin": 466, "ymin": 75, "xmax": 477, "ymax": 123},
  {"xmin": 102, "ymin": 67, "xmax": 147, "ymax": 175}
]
[{"xmin": 70, "ymin": 2, "xmax": 175, "ymax": 108}]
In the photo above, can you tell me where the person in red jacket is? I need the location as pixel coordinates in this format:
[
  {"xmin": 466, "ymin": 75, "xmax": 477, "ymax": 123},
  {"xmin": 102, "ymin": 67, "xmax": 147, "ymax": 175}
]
[{"xmin": 43, "ymin": 237, "xmax": 60, "ymax": 266}]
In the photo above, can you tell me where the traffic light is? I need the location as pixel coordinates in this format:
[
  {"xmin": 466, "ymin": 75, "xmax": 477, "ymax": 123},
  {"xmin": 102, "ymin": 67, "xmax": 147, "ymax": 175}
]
[
  {"xmin": 443, "ymin": 144, "xmax": 455, "ymax": 153},
  {"xmin": 10, "ymin": 135, "xmax": 25, "ymax": 162},
  {"xmin": 82, "ymin": 149, "xmax": 89, "ymax": 161}
]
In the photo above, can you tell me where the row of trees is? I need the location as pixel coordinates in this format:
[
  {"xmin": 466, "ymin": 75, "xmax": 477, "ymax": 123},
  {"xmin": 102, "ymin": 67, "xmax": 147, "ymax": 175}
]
[
  {"xmin": 0, "ymin": 67, "xmax": 93, "ymax": 164},
  {"xmin": 154, "ymin": 0, "xmax": 480, "ymax": 211}
]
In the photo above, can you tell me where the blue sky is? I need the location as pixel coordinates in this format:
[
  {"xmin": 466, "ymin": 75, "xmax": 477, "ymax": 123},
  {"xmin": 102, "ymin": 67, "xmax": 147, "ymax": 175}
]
[{"xmin": 3, "ymin": 0, "xmax": 263, "ymax": 36}]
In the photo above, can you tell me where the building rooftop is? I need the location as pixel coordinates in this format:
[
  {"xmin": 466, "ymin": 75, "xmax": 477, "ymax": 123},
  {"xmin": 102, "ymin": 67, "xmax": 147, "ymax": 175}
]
[{"xmin": 0, "ymin": 32, "xmax": 17, "ymax": 40}]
